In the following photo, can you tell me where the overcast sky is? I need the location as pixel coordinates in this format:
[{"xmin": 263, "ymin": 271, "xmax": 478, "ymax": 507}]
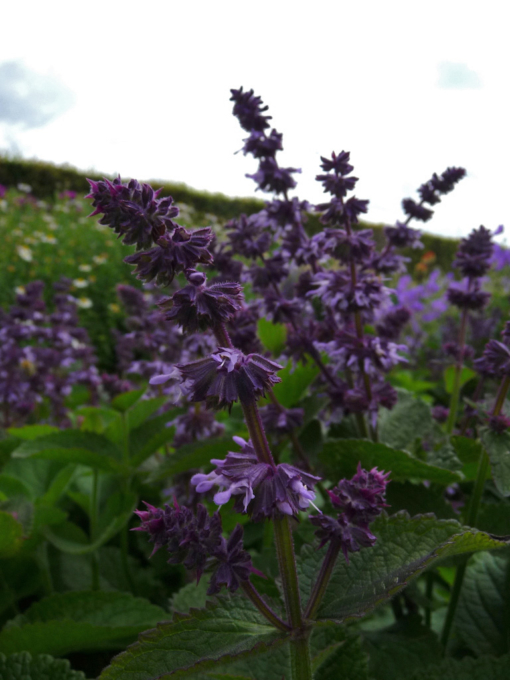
[{"xmin": 1, "ymin": 0, "xmax": 508, "ymax": 241}]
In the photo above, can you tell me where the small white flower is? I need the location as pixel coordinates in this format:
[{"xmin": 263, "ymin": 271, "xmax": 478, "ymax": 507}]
[
  {"xmin": 16, "ymin": 245, "xmax": 33, "ymax": 262},
  {"xmin": 41, "ymin": 234, "xmax": 57, "ymax": 244},
  {"xmin": 15, "ymin": 286, "xmax": 26, "ymax": 295},
  {"xmin": 93, "ymin": 254, "xmax": 107, "ymax": 264},
  {"xmin": 79, "ymin": 264, "xmax": 92, "ymax": 272},
  {"xmin": 76, "ymin": 297, "xmax": 93, "ymax": 309},
  {"xmin": 17, "ymin": 183, "xmax": 32, "ymax": 193},
  {"xmin": 73, "ymin": 278, "xmax": 89, "ymax": 288}
]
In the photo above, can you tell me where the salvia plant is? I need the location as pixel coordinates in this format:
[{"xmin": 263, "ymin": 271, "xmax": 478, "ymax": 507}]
[{"xmin": 1, "ymin": 88, "xmax": 510, "ymax": 680}]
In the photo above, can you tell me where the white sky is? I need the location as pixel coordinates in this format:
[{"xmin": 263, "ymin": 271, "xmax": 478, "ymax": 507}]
[{"xmin": 1, "ymin": 0, "xmax": 508, "ymax": 241}]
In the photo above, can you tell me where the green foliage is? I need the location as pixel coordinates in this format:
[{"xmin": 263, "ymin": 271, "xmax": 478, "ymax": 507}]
[
  {"xmin": 98, "ymin": 595, "xmax": 286, "ymax": 680},
  {"xmin": 257, "ymin": 318, "xmax": 287, "ymax": 356},
  {"xmin": 0, "ymin": 511, "xmax": 24, "ymax": 558},
  {"xmin": 408, "ymin": 653, "xmax": 510, "ymax": 680},
  {"xmin": 271, "ymin": 361, "xmax": 320, "ymax": 408},
  {"xmin": 297, "ymin": 513, "xmax": 509, "ymax": 623},
  {"xmin": 443, "ymin": 366, "xmax": 477, "ymax": 394},
  {"xmin": 481, "ymin": 429, "xmax": 510, "ymax": 496},
  {"xmin": 0, "ymin": 591, "xmax": 167, "ymax": 656},
  {"xmin": 378, "ymin": 390, "xmax": 435, "ymax": 451},
  {"xmin": 0, "ymin": 652, "xmax": 87, "ymax": 680}
]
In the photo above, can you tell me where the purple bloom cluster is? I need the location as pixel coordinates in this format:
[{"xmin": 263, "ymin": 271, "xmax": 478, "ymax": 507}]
[
  {"xmin": 191, "ymin": 436, "xmax": 320, "ymax": 521},
  {"xmin": 401, "ymin": 167, "xmax": 466, "ymax": 224},
  {"xmin": 0, "ymin": 280, "xmax": 100, "ymax": 427},
  {"xmin": 310, "ymin": 464, "xmax": 389, "ymax": 561},
  {"xmin": 133, "ymin": 501, "xmax": 252, "ymax": 594}
]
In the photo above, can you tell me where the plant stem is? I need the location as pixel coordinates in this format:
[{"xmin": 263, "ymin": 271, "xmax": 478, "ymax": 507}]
[
  {"xmin": 241, "ymin": 399, "xmax": 276, "ymax": 467},
  {"xmin": 440, "ymin": 448, "xmax": 489, "ymax": 649},
  {"xmin": 425, "ymin": 571, "xmax": 434, "ymax": 628},
  {"xmin": 446, "ymin": 308, "xmax": 469, "ymax": 434},
  {"xmin": 290, "ymin": 632, "xmax": 313, "ymax": 680},
  {"xmin": 241, "ymin": 580, "xmax": 291, "ymax": 632},
  {"xmin": 273, "ymin": 516, "xmax": 303, "ymax": 630},
  {"xmin": 304, "ymin": 539, "xmax": 341, "ymax": 620},
  {"xmin": 90, "ymin": 469, "xmax": 100, "ymax": 590}
]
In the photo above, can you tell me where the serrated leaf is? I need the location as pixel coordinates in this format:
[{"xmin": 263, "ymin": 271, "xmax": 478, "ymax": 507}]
[
  {"xmin": 12, "ymin": 431, "xmax": 124, "ymax": 473},
  {"xmin": 319, "ymin": 440, "xmax": 461, "ymax": 485},
  {"xmin": 0, "ymin": 591, "xmax": 167, "ymax": 656},
  {"xmin": 271, "ymin": 361, "xmax": 319, "ymax": 408},
  {"xmin": 0, "ymin": 474, "xmax": 32, "ymax": 500},
  {"xmin": 0, "ymin": 652, "xmax": 87, "ymax": 680},
  {"xmin": 111, "ymin": 388, "xmax": 146, "ymax": 412},
  {"xmin": 311, "ymin": 626, "xmax": 369, "ymax": 680},
  {"xmin": 127, "ymin": 397, "xmax": 168, "ymax": 431},
  {"xmin": 130, "ymin": 411, "xmax": 178, "ymax": 468},
  {"xmin": 257, "ymin": 318, "xmax": 287, "ymax": 356},
  {"xmin": 0, "ymin": 511, "xmax": 24, "ymax": 558},
  {"xmin": 409, "ymin": 653, "xmax": 510, "ymax": 679},
  {"xmin": 77, "ymin": 406, "xmax": 121, "ymax": 434},
  {"xmin": 297, "ymin": 513, "xmax": 510, "ymax": 623},
  {"xmin": 363, "ymin": 615, "xmax": 443, "ymax": 680},
  {"xmin": 481, "ymin": 428, "xmax": 510, "ymax": 496},
  {"xmin": 451, "ymin": 435, "xmax": 488, "ymax": 481},
  {"xmin": 99, "ymin": 595, "xmax": 287, "ymax": 680},
  {"xmin": 171, "ymin": 580, "xmax": 210, "ymax": 614},
  {"xmin": 2, "ymin": 458, "xmax": 67, "ymax": 500},
  {"xmin": 454, "ymin": 550, "xmax": 510, "ymax": 656},
  {"xmin": 378, "ymin": 390, "xmax": 434, "ymax": 451}
]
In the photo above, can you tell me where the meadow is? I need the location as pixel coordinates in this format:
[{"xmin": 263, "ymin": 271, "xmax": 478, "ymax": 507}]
[{"xmin": 1, "ymin": 87, "xmax": 510, "ymax": 680}]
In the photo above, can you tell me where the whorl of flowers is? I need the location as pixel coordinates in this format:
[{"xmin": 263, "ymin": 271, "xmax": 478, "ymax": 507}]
[
  {"xmin": 175, "ymin": 348, "xmax": 283, "ymax": 410},
  {"xmin": 158, "ymin": 269, "xmax": 244, "ymax": 333},
  {"xmin": 133, "ymin": 501, "xmax": 252, "ymax": 594},
  {"xmin": 401, "ymin": 167, "xmax": 466, "ymax": 223},
  {"xmin": 310, "ymin": 464, "xmax": 389, "ymax": 561},
  {"xmin": 191, "ymin": 437, "xmax": 320, "ymax": 521}
]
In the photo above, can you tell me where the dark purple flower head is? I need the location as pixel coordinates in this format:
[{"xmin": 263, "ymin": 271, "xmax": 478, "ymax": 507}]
[
  {"xmin": 242, "ymin": 129, "xmax": 283, "ymax": 158},
  {"xmin": 401, "ymin": 198, "xmax": 433, "ymax": 222},
  {"xmin": 158, "ymin": 271, "xmax": 243, "ymax": 332},
  {"xmin": 310, "ymin": 464, "xmax": 389, "ymax": 561},
  {"xmin": 116, "ymin": 284, "xmax": 146, "ymax": 316},
  {"xmin": 447, "ymin": 280, "xmax": 490, "ymax": 311},
  {"xmin": 376, "ymin": 306, "xmax": 411, "ymax": 340},
  {"xmin": 480, "ymin": 340, "xmax": 510, "ymax": 378},
  {"xmin": 249, "ymin": 254, "xmax": 288, "ymax": 291},
  {"xmin": 176, "ymin": 348, "xmax": 283, "ymax": 409},
  {"xmin": 322, "ymin": 228, "xmax": 374, "ymax": 263},
  {"xmin": 125, "ymin": 227, "xmax": 213, "ymax": 286},
  {"xmin": 208, "ymin": 524, "xmax": 253, "ymax": 595},
  {"xmin": 247, "ymin": 157, "xmax": 300, "ymax": 194},
  {"xmin": 191, "ymin": 436, "xmax": 320, "ymax": 521},
  {"xmin": 384, "ymin": 222, "xmax": 423, "ymax": 249},
  {"xmin": 453, "ymin": 225, "xmax": 494, "ymax": 278},
  {"xmin": 86, "ymin": 177, "xmax": 179, "ymax": 250},
  {"xmin": 316, "ymin": 196, "xmax": 369, "ymax": 226},
  {"xmin": 431, "ymin": 167, "xmax": 466, "ymax": 194},
  {"xmin": 432, "ymin": 405, "xmax": 450, "ymax": 423},
  {"xmin": 418, "ymin": 181, "xmax": 441, "ymax": 206},
  {"xmin": 172, "ymin": 406, "xmax": 225, "ymax": 448},
  {"xmin": 226, "ymin": 214, "xmax": 271, "ymax": 259},
  {"xmin": 316, "ymin": 173, "xmax": 358, "ymax": 199},
  {"xmin": 319, "ymin": 151, "xmax": 353, "ymax": 175},
  {"xmin": 230, "ymin": 87, "xmax": 272, "ymax": 132},
  {"xmin": 263, "ymin": 290, "xmax": 302, "ymax": 325},
  {"xmin": 488, "ymin": 414, "xmax": 510, "ymax": 433}
]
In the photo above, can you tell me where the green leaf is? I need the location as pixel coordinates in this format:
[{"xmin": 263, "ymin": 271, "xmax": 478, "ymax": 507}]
[
  {"xmin": 477, "ymin": 503, "xmax": 510, "ymax": 535},
  {"xmin": 454, "ymin": 551, "xmax": 510, "ymax": 656},
  {"xmin": 451, "ymin": 436, "xmax": 489, "ymax": 481},
  {"xmin": 0, "ymin": 511, "xmax": 24, "ymax": 558},
  {"xmin": 111, "ymin": 388, "xmax": 146, "ymax": 413},
  {"xmin": 2, "ymin": 458, "xmax": 68, "ymax": 500},
  {"xmin": 128, "ymin": 397, "xmax": 168, "ymax": 431},
  {"xmin": 271, "ymin": 361, "xmax": 319, "ymax": 408},
  {"xmin": 170, "ymin": 579, "xmax": 210, "ymax": 614},
  {"xmin": 149, "ymin": 438, "xmax": 232, "ymax": 482},
  {"xmin": 386, "ymin": 482, "xmax": 457, "ymax": 519},
  {"xmin": 312, "ymin": 627, "xmax": 369, "ymax": 680},
  {"xmin": 0, "ymin": 474, "xmax": 32, "ymax": 500},
  {"xmin": 443, "ymin": 365, "xmax": 476, "ymax": 394},
  {"xmin": 77, "ymin": 406, "xmax": 121, "ymax": 434},
  {"xmin": 40, "ymin": 463, "xmax": 77, "ymax": 507},
  {"xmin": 12, "ymin": 430, "xmax": 124, "ymax": 473},
  {"xmin": 7, "ymin": 425, "xmax": 60, "ymax": 440},
  {"xmin": 378, "ymin": 390, "xmax": 434, "ymax": 451},
  {"xmin": 257, "ymin": 318, "xmax": 287, "ymax": 356},
  {"xmin": 130, "ymin": 411, "xmax": 179, "ymax": 467},
  {"xmin": 98, "ymin": 595, "xmax": 287, "ymax": 680},
  {"xmin": 481, "ymin": 428, "xmax": 510, "ymax": 496},
  {"xmin": 319, "ymin": 440, "xmax": 461, "ymax": 485},
  {"xmin": 409, "ymin": 653, "xmax": 510, "ymax": 680},
  {"xmin": 363, "ymin": 615, "xmax": 443, "ymax": 680},
  {"xmin": 0, "ymin": 652, "xmax": 87, "ymax": 680},
  {"xmin": 0, "ymin": 591, "xmax": 167, "ymax": 656},
  {"xmin": 297, "ymin": 513, "xmax": 510, "ymax": 623}
]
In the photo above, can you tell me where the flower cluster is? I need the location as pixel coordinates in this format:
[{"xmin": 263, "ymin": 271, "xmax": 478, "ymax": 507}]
[
  {"xmin": 133, "ymin": 501, "xmax": 252, "ymax": 594},
  {"xmin": 191, "ymin": 436, "xmax": 320, "ymax": 521},
  {"xmin": 310, "ymin": 464, "xmax": 389, "ymax": 561},
  {"xmin": 401, "ymin": 167, "xmax": 466, "ymax": 223}
]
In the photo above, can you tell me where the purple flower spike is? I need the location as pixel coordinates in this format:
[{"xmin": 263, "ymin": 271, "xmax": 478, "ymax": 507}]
[
  {"xmin": 310, "ymin": 464, "xmax": 389, "ymax": 561},
  {"xmin": 208, "ymin": 524, "xmax": 253, "ymax": 595},
  {"xmin": 177, "ymin": 348, "xmax": 283, "ymax": 409},
  {"xmin": 191, "ymin": 437, "xmax": 320, "ymax": 521},
  {"xmin": 230, "ymin": 87, "xmax": 272, "ymax": 132},
  {"xmin": 86, "ymin": 177, "xmax": 179, "ymax": 250}
]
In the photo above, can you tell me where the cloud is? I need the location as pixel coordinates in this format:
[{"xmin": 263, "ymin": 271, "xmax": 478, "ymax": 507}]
[
  {"xmin": 0, "ymin": 61, "xmax": 75, "ymax": 129},
  {"xmin": 437, "ymin": 61, "xmax": 482, "ymax": 89}
]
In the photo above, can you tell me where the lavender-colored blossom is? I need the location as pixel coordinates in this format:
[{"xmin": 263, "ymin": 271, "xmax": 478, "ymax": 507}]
[
  {"xmin": 191, "ymin": 436, "xmax": 320, "ymax": 521},
  {"xmin": 177, "ymin": 348, "xmax": 283, "ymax": 409},
  {"xmin": 321, "ymin": 228, "xmax": 374, "ymax": 263},
  {"xmin": 479, "ymin": 340, "xmax": 510, "ymax": 377},
  {"xmin": 86, "ymin": 177, "xmax": 179, "ymax": 250},
  {"xmin": 401, "ymin": 198, "xmax": 433, "ymax": 222},
  {"xmin": 172, "ymin": 406, "xmax": 225, "ymax": 448},
  {"xmin": 375, "ymin": 306, "xmax": 411, "ymax": 340},
  {"xmin": 158, "ymin": 270, "xmax": 243, "ymax": 332},
  {"xmin": 247, "ymin": 157, "xmax": 300, "ymax": 194},
  {"xmin": 242, "ymin": 129, "xmax": 283, "ymax": 158},
  {"xmin": 447, "ymin": 280, "xmax": 491, "ymax": 311},
  {"xmin": 226, "ymin": 214, "xmax": 272, "ymax": 258},
  {"xmin": 230, "ymin": 87, "xmax": 272, "ymax": 132},
  {"xmin": 488, "ymin": 414, "xmax": 510, "ymax": 433},
  {"xmin": 432, "ymin": 405, "xmax": 450, "ymax": 423},
  {"xmin": 384, "ymin": 222, "xmax": 423, "ymax": 249},
  {"xmin": 260, "ymin": 404, "xmax": 304, "ymax": 435},
  {"xmin": 453, "ymin": 225, "xmax": 494, "ymax": 278}
]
